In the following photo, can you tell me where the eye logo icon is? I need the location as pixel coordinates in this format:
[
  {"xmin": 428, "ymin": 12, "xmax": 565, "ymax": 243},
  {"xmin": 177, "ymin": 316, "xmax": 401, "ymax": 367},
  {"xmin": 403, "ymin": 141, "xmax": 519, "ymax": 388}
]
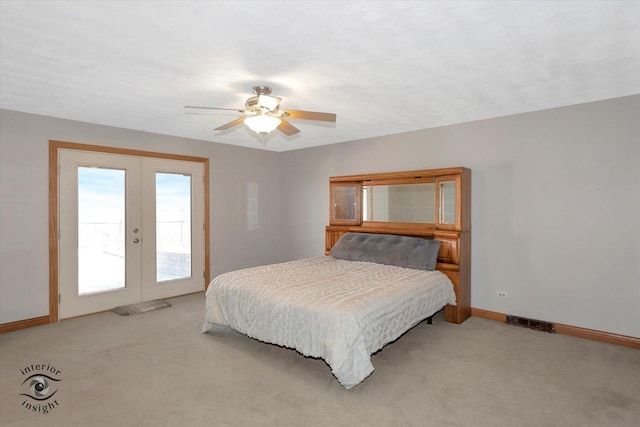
[
  {"xmin": 21, "ymin": 374, "xmax": 60, "ymax": 401},
  {"xmin": 21, "ymin": 374, "xmax": 59, "ymax": 401}
]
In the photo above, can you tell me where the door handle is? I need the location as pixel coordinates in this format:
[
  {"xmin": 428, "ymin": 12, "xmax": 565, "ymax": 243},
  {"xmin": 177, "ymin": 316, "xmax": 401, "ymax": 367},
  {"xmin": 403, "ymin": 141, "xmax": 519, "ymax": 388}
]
[{"xmin": 133, "ymin": 238, "xmax": 140, "ymax": 244}]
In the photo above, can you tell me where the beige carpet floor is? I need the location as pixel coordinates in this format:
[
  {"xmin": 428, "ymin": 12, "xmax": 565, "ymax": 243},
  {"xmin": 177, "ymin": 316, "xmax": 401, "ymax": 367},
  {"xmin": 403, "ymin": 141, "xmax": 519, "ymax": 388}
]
[{"xmin": 1, "ymin": 292, "xmax": 638, "ymax": 427}]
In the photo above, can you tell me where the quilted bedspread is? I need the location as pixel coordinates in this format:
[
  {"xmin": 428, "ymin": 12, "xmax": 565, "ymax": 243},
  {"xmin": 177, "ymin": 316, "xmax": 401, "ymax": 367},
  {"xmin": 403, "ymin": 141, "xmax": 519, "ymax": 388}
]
[{"xmin": 201, "ymin": 256, "xmax": 456, "ymax": 389}]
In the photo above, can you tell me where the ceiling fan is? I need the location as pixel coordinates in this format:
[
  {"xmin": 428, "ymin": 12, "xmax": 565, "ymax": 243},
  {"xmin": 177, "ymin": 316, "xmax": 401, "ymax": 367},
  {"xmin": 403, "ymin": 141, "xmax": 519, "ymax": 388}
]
[{"xmin": 185, "ymin": 86, "xmax": 337, "ymax": 137}]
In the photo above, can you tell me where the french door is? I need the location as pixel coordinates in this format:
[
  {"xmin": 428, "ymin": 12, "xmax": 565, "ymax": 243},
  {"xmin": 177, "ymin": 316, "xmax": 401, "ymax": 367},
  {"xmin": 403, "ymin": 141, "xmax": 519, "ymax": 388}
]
[{"xmin": 58, "ymin": 149, "xmax": 205, "ymax": 319}]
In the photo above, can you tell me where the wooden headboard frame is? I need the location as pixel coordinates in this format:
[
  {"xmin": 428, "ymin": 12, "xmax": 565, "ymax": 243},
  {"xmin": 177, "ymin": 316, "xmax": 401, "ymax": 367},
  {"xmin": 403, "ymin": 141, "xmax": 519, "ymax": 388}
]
[{"xmin": 325, "ymin": 167, "xmax": 471, "ymax": 324}]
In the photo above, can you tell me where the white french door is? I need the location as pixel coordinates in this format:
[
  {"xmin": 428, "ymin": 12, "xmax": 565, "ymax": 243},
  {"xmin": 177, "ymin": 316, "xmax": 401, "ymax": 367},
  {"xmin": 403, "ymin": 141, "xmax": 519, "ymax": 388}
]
[{"xmin": 58, "ymin": 149, "xmax": 205, "ymax": 319}]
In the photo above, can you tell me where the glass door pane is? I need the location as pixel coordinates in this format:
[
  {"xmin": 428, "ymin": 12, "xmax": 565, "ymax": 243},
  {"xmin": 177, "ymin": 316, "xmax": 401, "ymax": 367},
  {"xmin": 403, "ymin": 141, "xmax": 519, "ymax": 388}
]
[
  {"xmin": 440, "ymin": 180, "xmax": 457, "ymax": 225},
  {"xmin": 330, "ymin": 182, "xmax": 361, "ymax": 225},
  {"xmin": 155, "ymin": 172, "xmax": 192, "ymax": 282},
  {"xmin": 77, "ymin": 167, "xmax": 126, "ymax": 295}
]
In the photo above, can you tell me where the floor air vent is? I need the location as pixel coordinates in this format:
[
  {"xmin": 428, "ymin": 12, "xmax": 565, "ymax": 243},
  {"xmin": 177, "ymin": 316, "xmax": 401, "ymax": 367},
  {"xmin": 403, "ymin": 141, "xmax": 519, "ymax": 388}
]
[{"xmin": 506, "ymin": 315, "xmax": 555, "ymax": 333}]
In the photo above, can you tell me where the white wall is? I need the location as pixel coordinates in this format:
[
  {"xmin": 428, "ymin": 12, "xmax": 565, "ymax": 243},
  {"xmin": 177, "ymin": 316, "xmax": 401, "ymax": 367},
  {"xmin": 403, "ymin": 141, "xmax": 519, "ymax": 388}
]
[
  {"xmin": 279, "ymin": 95, "xmax": 640, "ymax": 338},
  {"xmin": 0, "ymin": 109, "xmax": 283, "ymax": 324}
]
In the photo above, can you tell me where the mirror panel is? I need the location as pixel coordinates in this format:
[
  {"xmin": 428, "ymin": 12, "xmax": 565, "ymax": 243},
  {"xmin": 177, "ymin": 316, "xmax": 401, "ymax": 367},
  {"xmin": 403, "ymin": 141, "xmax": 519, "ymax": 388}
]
[{"xmin": 363, "ymin": 183, "xmax": 435, "ymax": 223}]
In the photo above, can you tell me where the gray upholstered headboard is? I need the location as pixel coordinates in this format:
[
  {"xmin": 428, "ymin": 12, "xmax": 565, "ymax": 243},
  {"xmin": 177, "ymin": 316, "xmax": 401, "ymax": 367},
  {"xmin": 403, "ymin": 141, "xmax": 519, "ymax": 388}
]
[{"xmin": 330, "ymin": 232, "xmax": 441, "ymax": 271}]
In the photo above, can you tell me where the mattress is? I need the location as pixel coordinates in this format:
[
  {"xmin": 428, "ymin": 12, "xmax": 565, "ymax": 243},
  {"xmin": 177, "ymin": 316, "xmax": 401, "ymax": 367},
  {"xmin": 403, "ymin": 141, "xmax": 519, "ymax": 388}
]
[{"xmin": 202, "ymin": 256, "xmax": 457, "ymax": 389}]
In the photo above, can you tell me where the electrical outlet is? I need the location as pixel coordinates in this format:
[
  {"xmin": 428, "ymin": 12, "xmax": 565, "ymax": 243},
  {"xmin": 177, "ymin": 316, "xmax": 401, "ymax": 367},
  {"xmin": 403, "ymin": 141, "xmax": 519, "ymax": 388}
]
[
  {"xmin": 497, "ymin": 291, "xmax": 508, "ymax": 299},
  {"xmin": 212, "ymin": 266, "xmax": 220, "ymax": 273}
]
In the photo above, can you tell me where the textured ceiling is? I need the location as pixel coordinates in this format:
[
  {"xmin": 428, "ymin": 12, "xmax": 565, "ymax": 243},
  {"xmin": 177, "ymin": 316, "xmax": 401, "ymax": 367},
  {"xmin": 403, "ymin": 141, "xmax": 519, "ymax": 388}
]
[{"xmin": 1, "ymin": 1, "xmax": 639, "ymax": 152}]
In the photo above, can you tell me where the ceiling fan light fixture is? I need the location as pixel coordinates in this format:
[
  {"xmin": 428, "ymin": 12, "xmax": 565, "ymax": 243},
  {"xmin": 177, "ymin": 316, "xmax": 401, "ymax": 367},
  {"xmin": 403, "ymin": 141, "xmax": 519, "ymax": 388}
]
[{"xmin": 244, "ymin": 113, "xmax": 281, "ymax": 136}]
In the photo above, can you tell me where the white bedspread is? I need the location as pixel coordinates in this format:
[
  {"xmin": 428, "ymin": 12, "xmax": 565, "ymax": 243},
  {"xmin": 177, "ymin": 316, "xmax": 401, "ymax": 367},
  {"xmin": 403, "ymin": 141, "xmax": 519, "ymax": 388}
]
[{"xmin": 202, "ymin": 256, "xmax": 457, "ymax": 389}]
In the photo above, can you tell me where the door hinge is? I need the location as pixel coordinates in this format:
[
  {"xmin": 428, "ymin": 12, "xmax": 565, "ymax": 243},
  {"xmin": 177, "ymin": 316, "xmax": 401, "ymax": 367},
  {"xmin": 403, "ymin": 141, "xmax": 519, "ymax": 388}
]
[
  {"xmin": 58, "ymin": 294, "xmax": 61, "ymax": 304},
  {"xmin": 203, "ymin": 271, "xmax": 205, "ymax": 278}
]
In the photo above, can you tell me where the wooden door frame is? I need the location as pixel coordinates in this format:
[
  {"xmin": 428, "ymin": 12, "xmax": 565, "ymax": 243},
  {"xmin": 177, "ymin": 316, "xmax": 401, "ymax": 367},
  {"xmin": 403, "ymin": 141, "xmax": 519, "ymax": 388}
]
[{"xmin": 49, "ymin": 140, "xmax": 210, "ymax": 322}]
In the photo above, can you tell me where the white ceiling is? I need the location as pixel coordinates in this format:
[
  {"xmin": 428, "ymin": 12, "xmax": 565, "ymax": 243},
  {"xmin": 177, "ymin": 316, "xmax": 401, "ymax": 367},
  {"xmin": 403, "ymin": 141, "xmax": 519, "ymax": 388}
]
[{"xmin": 1, "ymin": 1, "xmax": 639, "ymax": 152}]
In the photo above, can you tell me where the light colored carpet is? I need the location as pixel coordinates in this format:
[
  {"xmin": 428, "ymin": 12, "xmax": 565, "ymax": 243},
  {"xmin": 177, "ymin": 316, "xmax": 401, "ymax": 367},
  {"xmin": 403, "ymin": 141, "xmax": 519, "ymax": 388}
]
[{"xmin": 1, "ymin": 292, "xmax": 638, "ymax": 427}]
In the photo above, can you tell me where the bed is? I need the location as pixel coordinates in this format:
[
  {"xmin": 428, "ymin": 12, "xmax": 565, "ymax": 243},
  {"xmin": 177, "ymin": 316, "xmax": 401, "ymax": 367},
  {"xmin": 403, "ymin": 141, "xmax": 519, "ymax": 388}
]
[{"xmin": 202, "ymin": 232, "xmax": 457, "ymax": 389}]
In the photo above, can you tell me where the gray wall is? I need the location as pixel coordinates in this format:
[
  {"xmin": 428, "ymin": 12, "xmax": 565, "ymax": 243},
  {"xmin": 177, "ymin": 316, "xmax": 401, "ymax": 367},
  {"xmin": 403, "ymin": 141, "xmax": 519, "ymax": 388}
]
[
  {"xmin": 2, "ymin": 95, "xmax": 639, "ymax": 338},
  {"xmin": 279, "ymin": 95, "xmax": 640, "ymax": 338},
  {"xmin": 0, "ymin": 110, "xmax": 283, "ymax": 323}
]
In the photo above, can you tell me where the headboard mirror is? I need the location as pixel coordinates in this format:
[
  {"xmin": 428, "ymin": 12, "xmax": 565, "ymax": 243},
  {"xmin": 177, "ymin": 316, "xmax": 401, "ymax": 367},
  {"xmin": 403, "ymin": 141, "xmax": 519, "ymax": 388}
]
[{"xmin": 363, "ymin": 182, "xmax": 435, "ymax": 223}]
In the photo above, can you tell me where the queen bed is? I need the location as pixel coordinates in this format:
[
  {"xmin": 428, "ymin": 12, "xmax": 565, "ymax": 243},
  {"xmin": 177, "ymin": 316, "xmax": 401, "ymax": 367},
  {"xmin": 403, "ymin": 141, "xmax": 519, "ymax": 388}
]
[{"xmin": 202, "ymin": 232, "xmax": 457, "ymax": 389}]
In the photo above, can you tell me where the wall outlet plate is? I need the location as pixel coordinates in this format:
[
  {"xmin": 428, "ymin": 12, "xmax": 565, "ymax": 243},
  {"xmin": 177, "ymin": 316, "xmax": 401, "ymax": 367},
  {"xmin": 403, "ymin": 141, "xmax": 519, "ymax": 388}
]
[{"xmin": 497, "ymin": 291, "xmax": 508, "ymax": 298}]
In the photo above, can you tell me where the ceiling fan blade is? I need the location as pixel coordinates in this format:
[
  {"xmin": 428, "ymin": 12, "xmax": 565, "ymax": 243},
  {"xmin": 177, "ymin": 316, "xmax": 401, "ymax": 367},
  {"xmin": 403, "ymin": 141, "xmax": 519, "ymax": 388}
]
[
  {"xmin": 215, "ymin": 117, "xmax": 246, "ymax": 131},
  {"xmin": 281, "ymin": 109, "xmax": 336, "ymax": 122},
  {"xmin": 277, "ymin": 118, "xmax": 300, "ymax": 136},
  {"xmin": 185, "ymin": 106, "xmax": 245, "ymax": 113}
]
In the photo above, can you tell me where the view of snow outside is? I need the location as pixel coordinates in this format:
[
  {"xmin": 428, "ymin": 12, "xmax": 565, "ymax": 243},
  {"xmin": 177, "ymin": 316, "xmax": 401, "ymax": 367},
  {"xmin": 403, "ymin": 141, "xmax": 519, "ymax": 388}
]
[{"xmin": 78, "ymin": 167, "xmax": 191, "ymax": 295}]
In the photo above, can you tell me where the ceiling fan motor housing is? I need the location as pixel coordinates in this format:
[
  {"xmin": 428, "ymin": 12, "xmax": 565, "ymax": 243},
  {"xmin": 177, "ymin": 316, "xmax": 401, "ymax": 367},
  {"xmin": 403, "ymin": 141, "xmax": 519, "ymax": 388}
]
[
  {"xmin": 245, "ymin": 87, "xmax": 282, "ymax": 115},
  {"xmin": 252, "ymin": 85, "xmax": 272, "ymax": 96}
]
